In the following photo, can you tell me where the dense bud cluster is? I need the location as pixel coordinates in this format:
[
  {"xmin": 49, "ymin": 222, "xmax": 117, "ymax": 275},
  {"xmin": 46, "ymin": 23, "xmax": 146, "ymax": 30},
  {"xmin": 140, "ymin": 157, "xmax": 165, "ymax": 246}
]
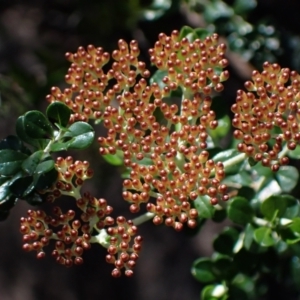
[
  {"xmin": 46, "ymin": 40, "xmax": 150, "ymax": 123},
  {"xmin": 45, "ymin": 30, "xmax": 230, "ymax": 230},
  {"xmin": 45, "ymin": 156, "xmax": 94, "ymax": 201},
  {"xmin": 19, "ymin": 30, "xmax": 231, "ymax": 275},
  {"xmin": 19, "ymin": 193, "xmax": 114, "ymax": 266},
  {"xmin": 106, "ymin": 216, "xmax": 142, "ymax": 277},
  {"xmin": 232, "ymin": 62, "xmax": 300, "ymax": 170}
]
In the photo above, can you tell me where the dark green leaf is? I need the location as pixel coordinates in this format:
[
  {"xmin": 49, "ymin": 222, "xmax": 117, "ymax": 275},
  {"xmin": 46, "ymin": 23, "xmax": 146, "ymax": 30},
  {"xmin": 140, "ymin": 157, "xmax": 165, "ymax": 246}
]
[
  {"xmin": 62, "ymin": 121, "xmax": 94, "ymax": 150},
  {"xmin": 233, "ymin": 0, "xmax": 257, "ymax": 14},
  {"xmin": 22, "ymin": 150, "xmax": 44, "ymax": 175},
  {"xmin": 254, "ymin": 227, "xmax": 275, "ymax": 247},
  {"xmin": 16, "ymin": 116, "xmax": 48, "ymax": 149},
  {"xmin": 282, "ymin": 196, "xmax": 299, "ymax": 219},
  {"xmin": 0, "ymin": 135, "xmax": 30, "ymax": 154},
  {"xmin": 213, "ymin": 257, "xmax": 236, "ymax": 280},
  {"xmin": 244, "ymin": 223, "xmax": 266, "ymax": 253},
  {"xmin": 227, "ymin": 197, "xmax": 254, "ymax": 225},
  {"xmin": 213, "ymin": 227, "xmax": 239, "ymax": 255},
  {"xmin": 191, "ymin": 258, "xmax": 216, "ymax": 283},
  {"xmin": 23, "ymin": 110, "xmax": 53, "ymax": 139},
  {"xmin": 46, "ymin": 101, "xmax": 71, "ymax": 127},
  {"xmin": 194, "ymin": 195, "xmax": 214, "ymax": 219},
  {"xmin": 9, "ymin": 176, "xmax": 34, "ymax": 197},
  {"xmin": 0, "ymin": 149, "xmax": 28, "ymax": 176},
  {"xmin": 34, "ymin": 167, "xmax": 58, "ymax": 191},
  {"xmin": 212, "ymin": 209, "xmax": 227, "ymax": 223}
]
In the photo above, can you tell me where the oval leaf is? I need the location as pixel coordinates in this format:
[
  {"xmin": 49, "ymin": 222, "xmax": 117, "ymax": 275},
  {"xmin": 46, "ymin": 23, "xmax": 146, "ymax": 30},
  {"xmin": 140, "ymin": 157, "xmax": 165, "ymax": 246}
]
[
  {"xmin": 0, "ymin": 149, "xmax": 28, "ymax": 176},
  {"xmin": 253, "ymin": 227, "xmax": 275, "ymax": 247},
  {"xmin": 23, "ymin": 111, "xmax": 53, "ymax": 139},
  {"xmin": 191, "ymin": 258, "xmax": 216, "ymax": 283},
  {"xmin": 194, "ymin": 195, "xmax": 214, "ymax": 219},
  {"xmin": 227, "ymin": 197, "xmax": 254, "ymax": 225},
  {"xmin": 62, "ymin": 121, "xmax": 94, "ymax": 150},
  {"xmin": 46, "ymin": 101, "xmax": 71, "ymax": 127}
]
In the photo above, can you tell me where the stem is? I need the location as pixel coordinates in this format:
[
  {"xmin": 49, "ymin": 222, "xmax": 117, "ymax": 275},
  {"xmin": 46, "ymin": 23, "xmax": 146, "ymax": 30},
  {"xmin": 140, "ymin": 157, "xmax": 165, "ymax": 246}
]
[
  {"xmin": 132, "ymin": 212, "xmax": 155, "ymax": 226},
  {"xmin": 90, "ymin": 228, "xmax": 110, "ymax": 248},
  {"xmin": 222, "ymin": 153, "xmax": 247, "ymax": 169}
]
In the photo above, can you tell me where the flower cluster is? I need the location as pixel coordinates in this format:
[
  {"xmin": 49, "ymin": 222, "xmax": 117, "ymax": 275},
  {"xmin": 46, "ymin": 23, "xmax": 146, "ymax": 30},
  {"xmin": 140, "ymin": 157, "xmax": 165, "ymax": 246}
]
[
  {"xmin": 44, "ymin": 156, "xmax": 94, "ymax": 202},
  {"xmin": 106, "ymin": 216, "xmax": 142, "ymax": 277},
  {"xmin": 45, "ymin": 31, "xmax": 230, "ymax": 231},
  {"xmin": 20, "ymin": 156, "xmax": 115, "ymax": 267},
  {"xmin": 232, "ymin": 62, "xmax": 300, "ymax": 171}
]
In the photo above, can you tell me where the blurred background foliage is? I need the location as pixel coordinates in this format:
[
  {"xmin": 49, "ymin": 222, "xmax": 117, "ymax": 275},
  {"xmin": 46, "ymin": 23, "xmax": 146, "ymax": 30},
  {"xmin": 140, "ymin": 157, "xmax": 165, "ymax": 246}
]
[{"xmin": 0, "ymin": 1, "xmax": 300, "ymax": 299}]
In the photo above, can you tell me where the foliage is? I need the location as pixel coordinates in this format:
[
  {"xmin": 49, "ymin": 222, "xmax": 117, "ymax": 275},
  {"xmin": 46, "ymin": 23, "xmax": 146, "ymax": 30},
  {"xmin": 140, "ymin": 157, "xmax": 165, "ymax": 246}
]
[{"xmin": 1, "ymin": 1, "xmax": 300, "ymax": 299}]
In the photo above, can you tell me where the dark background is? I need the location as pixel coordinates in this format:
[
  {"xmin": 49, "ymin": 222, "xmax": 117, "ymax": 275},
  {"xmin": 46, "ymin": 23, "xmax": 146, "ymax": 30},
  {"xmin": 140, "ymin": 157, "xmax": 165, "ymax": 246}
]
[{"xmin": 0, "ymin": 1, "xmax": 300, "ymax": 299}]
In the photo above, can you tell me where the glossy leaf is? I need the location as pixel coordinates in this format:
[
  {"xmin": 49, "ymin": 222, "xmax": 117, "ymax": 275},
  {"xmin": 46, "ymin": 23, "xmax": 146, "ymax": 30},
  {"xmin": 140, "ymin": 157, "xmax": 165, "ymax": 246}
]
[
  {"xmin": 62, "ymin": 121, "xmax": 94, "ymax": 150},
  {"xmin": 9, "ymin": 176, "xmax": 34, "ymax": 197},
  {"xmin": 23, "ymin": 110, "xmax": 53, "ymax": 139},
  {"xmin": 33, "ymin": 168, "xmax": 58, "ymax": 191},
  {"xmin": 275, "ymin": 166, "xmax": 299, "ymax": 192},
  {"xmin": 227, "ymin": 197, "xmax": 254, "ymax": 225},
  {"xmin": 194, "ymin": 195, "xmax": 214, "ymax": 219},
  {"xmin": 16, "ymin": 116, "xmax": 48, "ymax": 149},
  {"xmin": 212, "ymin": 149, "xmax": 244, "ymax": 174},
  {"xmin": 0, "ymin": 149, "xmax": 28, "ymax": 176},
  {"xmin": 191, "ymin": 258, "xmax": 216, "ymax": 283},
  {"xmin": 22, "ymin": 150, "xmax": 44, "ymax": 175},
  {"xmin": 46, "ymin": 101, "xmax": 71, "ymax": 127},
  {"xmin": 244, "ymin": 223, "xmax": 266, "ymax": 253},
  {"xmin": 0, "ymin": 135, "xmax": 30, "ymax": 154},
  {"xmin": 201, "ymin": 284, "xmax": 228, "ymax": 300},
  {"xmin": 254, "ymin": 227, "xmax": 275, "ymax": 247}
]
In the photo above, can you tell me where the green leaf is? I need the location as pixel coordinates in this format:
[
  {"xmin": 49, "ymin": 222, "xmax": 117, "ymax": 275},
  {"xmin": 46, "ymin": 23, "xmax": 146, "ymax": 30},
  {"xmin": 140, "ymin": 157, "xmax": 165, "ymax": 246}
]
[
  {"xmin": 0, "ymin": 135, "xmax": 30, "ymax": 154},
  {"xmin": 244, "ymin": 223, "xmax": 266, "ymax": 253},
  {"xmin": 253, "ymin": 227, "xmax": 275, "ymax": 247},
  {"xmin": 212, "ymin": 149, "xmax": 244, "ymax": 174},
  {"xmin": 0, "ymin": 149, "xmax": 28, "ymax": 176},
  {"xmin": 33, "ymin": 167, "xmax": 58, "ymax": 191},
  {"xmin": 213, "ymin": 227, "xmax": 239, "ymax": 255},
  {"xmin": 227, "ymin": 197, "xmax": 254, "ymax": 225},
  {"xmin": 282, "ymin": 196, "xmax": 299, "ymax": 219},
  {"xmin": 201, "ymin": 284, "xmax": 228, "ymax": 300},
  {"xmin": 203, "ymin": 0, "xmax": 234, "ymax": 23},
  {"xmin": 288, "ymin": 145, "xmax": 300, "ymax": 159},
  {"xmin": 46, "ymin": 101, "xmax": 71, "ymax": 127},
  {"xmin": 233, "ymin": 0, "xmax": 257, "ymax": 14},
  {"xmin": 191, "ymin": 258, "xmax": 216, "ymax": 283},
  {"xmin": 208, "ymin": 114, "xmax": 231, "ymax": 141},
  {"xmin": 260, "ymin": 195, "xmax": 287, "ymax": 220},
  {"xmin": 23, "ymin": 110, "xmax": 53, "ymax": 139},
  {"xmin": 213, "ymin": 256, "xmax": 236, "ymax": 280},
  {"xmin": 102, "ymin": 153, "xmax": 124, "ymax": 166},
  {"xmin": 275, "ymin": 166, "xmax": 299, "ymax": 192},
  {"xmin": 22, "ymin": 150, "xmax": 44, "ymax": 175},
  {"xmin": 9, "ymin": 176, "xmax": 34, "ymax": 197},
  {"xmin": 194, "ymin": 195, "xmax": 215, "ymax": 219},
  {"xmin": 149, "ymin": 69, "xmax": 168, "ymax": 89},
  {"xmin": 62, "ymin": 121, "xmax": 94, "ymax": 150},
  {"xmin": 16, "ymin": 116, "xmax": 48, "ymax": 149},
  {"xmin": 290, "ymin": 218, "xmax": 300, "ymax": 234}
]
